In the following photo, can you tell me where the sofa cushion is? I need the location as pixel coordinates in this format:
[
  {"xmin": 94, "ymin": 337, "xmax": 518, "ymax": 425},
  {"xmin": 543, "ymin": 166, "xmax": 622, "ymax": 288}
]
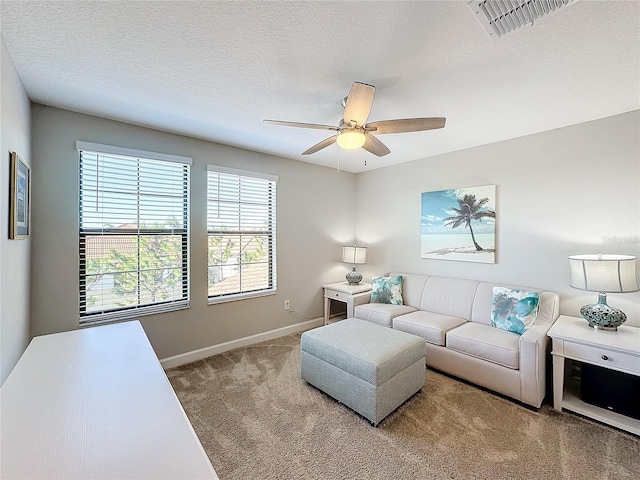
[
  {"xmin": 354, "ymin": 303, "xmax": 417, "ymax": 328},
  {"xmin": 420, "ymin": 276, "xmax": 478, "ymax": 320},
  {"xmin": 370, "ymin": 275, "xmax": 404, "ymax": 305},
  {"xmin": 393, "ymin": 311, "xmax": 467, "ymax": 346},
  {"xmin": 490, "ymin": 286, "xmax": 540, "ymax": 335},
  {"xmin": 446, "ymin": 322, "xmax": 520, "ymax": 369}
]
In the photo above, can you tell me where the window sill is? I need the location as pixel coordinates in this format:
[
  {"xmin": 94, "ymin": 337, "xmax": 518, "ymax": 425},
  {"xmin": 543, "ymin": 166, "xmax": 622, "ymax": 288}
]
[
  {"xmin": 79, "ymin": 302, "xmax": 190, "ymax": 327},
  {"xmin": 208, "ymin": 289, "xmax": 277, "ymax": 305}
]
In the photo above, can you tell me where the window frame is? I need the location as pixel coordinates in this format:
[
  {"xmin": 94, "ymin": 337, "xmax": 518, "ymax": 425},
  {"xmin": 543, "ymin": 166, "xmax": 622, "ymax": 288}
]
[
  {"xmin": 77, "ymin": 141, "xmax": 192, "ymax": 325},
  {"xmin": 206, "ymin": 165, "xmax": 278, "ymax": 304}
]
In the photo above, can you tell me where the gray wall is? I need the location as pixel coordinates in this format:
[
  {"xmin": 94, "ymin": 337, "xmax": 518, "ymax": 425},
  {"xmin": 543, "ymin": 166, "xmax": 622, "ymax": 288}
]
[
  {"xmin": 30, "ymin": 106, "xmax": 356, "ymax": 359},
  {"xmin": 10, "ymin": 84, "xmax": 640, "ymax": 379},
  {"xmin": 355, "ymin": 110, "xmax": 640, "ymax": 326},
  {"xmin": 0, "ymin": 39, "xmax": 31, "ymax": 385}
]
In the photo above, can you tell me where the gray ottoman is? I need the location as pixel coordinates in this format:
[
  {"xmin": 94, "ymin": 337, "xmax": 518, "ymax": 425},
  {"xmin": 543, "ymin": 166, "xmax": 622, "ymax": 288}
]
[{"xmin": 300, "ymin": 318, "xmax": 426, "ymax": 425}]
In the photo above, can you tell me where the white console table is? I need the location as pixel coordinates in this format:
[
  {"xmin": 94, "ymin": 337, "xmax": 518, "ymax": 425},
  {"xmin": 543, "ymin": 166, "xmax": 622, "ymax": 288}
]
[
  {"xmin": 0, "ymin": 321, "xmax": 218, "ymax": 479},
  {"xmin": 548, "ymin": 315, "xmax": 640, "ymax": 435}
]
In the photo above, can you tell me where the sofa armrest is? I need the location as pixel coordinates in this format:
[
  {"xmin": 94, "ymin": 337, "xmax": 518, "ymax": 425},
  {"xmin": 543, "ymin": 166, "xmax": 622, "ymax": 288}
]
[
  {"xmin": 520, "ymin": 322, "xmax": 552, "ymax": 344},
  {"xmin": 519, "ymin": 322, "xmax": 554, "ymax": 408}
]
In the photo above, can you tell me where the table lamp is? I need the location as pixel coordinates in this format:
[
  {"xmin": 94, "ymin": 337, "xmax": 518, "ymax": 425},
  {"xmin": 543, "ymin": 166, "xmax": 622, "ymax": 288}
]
[
  {"xmin": 568, "ymin": 253, "xmax": 639, "ymax": 330},
  {"xmin": 342, "ymin": 246, "xmax": 367, "ymax": 285}
]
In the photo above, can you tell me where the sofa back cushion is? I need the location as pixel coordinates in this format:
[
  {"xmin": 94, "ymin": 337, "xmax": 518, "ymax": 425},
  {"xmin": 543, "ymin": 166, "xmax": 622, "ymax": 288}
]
[
  {"xmin": 419, "ymin": 276, "xmax": 479, "ymax": 320},
  {"xmin": 536, "ymin": 291, "xmax": 561, "ymax": 325},
  {"xmin": 388, "ymin": 272, "xmax": 429, "ymax": 309},
  {"xmin": 471, "ymin": 282, "xmax": 560, "ymax": 326}
]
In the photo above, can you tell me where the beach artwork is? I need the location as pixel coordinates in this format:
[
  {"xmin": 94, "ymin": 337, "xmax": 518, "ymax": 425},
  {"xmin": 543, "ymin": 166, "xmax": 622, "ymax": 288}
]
[{"xmin": 421, "ymin": 185, "xmax": 496, "ymax": 263}]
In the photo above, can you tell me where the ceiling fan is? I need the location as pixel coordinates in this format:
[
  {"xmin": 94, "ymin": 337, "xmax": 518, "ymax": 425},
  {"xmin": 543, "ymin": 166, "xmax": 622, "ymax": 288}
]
[{"xmin": 263, "ymin": 82, "xmax": 446, "ymax": 157}]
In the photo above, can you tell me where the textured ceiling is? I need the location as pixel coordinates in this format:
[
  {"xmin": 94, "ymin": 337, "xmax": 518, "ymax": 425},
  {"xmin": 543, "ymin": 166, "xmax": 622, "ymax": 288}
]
[{"xmin": 1, "ymin": 1, "xmax": 638, "ymax": 173}]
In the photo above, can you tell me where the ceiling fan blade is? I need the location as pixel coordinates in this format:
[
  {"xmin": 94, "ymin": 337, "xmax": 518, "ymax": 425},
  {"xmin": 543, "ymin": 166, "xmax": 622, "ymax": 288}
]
[
  {"xmin": 362, "ymin": 133, "xmax": 390, "ymax": 157},
  {"xmin": 365, "ymin": 117, "xmax": 446, "ymax": 134},
  {"xmin": 263, "ymin": 119, "xmax": 339, "ymax": 131},
  {"xmin": 302, "ymin": 135, "xmax": 337, "ymax": 155},
  {"xmin": 343, "ymin": 82, "xmax": 376, "ymax": 126}
]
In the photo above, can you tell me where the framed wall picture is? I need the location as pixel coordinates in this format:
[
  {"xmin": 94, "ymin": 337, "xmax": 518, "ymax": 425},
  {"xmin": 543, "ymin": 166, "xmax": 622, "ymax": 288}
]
[
  {"xmin": 9, "ymin": 151, "xmax": 30, "ymax": 239},
  {"xmin": 421, "ymin": 185, "xmax": 496, "ymax": 263}
]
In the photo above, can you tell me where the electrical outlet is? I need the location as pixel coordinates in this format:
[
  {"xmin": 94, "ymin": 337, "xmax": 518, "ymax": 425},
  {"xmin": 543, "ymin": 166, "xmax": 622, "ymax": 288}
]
[{"xmin": 284, "ymin": 300, "xmax": 291, "ymax": 311}]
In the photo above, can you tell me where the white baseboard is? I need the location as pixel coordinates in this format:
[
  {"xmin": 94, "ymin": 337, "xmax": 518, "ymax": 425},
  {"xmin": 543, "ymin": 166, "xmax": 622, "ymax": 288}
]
[{"xmin": 160, "ymin": 317, "xmax": 323, "ymax": 370}]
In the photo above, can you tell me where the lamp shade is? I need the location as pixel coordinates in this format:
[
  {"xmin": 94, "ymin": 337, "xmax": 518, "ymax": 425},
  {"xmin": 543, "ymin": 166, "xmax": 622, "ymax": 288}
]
[
  {"xmin": 342, "ymin": 246, "xmax": 367, "ymax": 265},
  {"xmin": 569, "ymin": 254, "xmax": 639, "ymax": 293}
]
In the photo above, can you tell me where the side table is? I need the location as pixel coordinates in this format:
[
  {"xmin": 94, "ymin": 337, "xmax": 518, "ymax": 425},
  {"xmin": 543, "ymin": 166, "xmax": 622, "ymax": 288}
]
[
  {"xmin": 548, "ymin": 315, "xmax": 640, "ymax": 435},
  {"xmin": 322, "ymin": 282, "xmax": 372, "ymax": 325}
]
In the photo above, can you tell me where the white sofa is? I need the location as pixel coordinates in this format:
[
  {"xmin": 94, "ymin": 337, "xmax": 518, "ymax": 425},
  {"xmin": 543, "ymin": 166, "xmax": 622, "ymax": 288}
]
[{"xmin": 354, "ymin": 273, "xmax": 560, "ymax": 408}]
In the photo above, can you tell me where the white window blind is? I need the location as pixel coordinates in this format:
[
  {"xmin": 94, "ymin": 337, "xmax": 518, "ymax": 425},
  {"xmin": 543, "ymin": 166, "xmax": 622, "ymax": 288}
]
[
  {"xmin": 207, "ymin": 165, "xmax": 278, "ymax": 302},
  {"xmin": 77, "ymin": 141, "xmax": 191, "ymax": 324}
]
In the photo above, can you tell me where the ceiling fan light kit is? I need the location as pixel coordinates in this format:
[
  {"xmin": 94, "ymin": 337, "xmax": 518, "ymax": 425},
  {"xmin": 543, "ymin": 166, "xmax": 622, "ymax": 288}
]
[
  {"xmin": 336, "ymin": 129, "xmax": 366, "ymax": 149},
  {"xmin": 264, "ymin": 82, "xmax": 446, "ymax": 158}
]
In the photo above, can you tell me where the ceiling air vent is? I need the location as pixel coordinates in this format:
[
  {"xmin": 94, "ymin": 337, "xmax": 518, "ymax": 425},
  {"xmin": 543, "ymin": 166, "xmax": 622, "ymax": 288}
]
[{"xmin": 469, "ymin": 0, "xmax": 579, "ymax": 39}]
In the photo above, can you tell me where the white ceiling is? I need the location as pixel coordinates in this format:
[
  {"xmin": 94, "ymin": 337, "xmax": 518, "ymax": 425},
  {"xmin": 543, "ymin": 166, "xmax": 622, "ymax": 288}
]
[{"xmin": 1, "ymin": 1, "xmax": 638, "ymax": 173}]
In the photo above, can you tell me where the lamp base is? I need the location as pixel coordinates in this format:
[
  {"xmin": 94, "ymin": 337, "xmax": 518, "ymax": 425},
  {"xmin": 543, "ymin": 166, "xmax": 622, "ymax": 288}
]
[
  {"xmin": 580, "ymin": 293, "xmax": 627, "ymax": 331},
  {"xmin": 345, "ymin": 266, "xmax": 362, "ymax": 285}
]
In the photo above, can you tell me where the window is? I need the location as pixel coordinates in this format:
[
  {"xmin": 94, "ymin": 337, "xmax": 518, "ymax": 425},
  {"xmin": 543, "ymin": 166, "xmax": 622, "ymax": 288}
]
[
  {"xmin": 77, "ymin": 141, "xmax": 191, "ymax": 324},
  {"xmin": 207, "ymin": 165, "xmax": 277, "ymax": 302}
]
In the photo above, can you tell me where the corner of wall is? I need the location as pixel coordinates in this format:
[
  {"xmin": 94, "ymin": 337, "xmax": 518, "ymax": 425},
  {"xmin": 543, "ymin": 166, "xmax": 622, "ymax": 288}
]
[{"xmin": 1, "ymin": 38, "xmax": 32, "ymax": 385}]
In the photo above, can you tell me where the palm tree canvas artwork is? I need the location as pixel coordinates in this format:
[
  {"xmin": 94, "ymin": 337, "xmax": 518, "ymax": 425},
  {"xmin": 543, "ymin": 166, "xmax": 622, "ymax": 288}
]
[{"xmin": 421, "ymin": 185, "xmax": 496, "ymax": 263}]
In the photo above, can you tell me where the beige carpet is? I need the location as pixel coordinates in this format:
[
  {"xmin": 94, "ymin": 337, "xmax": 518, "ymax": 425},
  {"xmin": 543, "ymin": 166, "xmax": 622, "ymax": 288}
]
[{"xmin": 167, "ymin": 333, "xmax": 640, "ymax": 479}]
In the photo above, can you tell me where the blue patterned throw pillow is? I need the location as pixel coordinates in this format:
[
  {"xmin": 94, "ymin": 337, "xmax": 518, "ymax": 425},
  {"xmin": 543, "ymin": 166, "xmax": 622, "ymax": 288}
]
[
  {"xmin": 490, "ymin": 286, "xmax": 539, "ymax": 335},
  {"xmin": 370, "ymin": 276, "xmax": 404, "ymax": 305}
]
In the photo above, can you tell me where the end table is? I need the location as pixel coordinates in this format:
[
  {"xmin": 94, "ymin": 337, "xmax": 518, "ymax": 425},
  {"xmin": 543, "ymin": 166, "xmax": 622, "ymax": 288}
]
[
  {"xmin": 548, "ymin": 315, "xmax": 640, "ymax": 435},
  {"xmin": 322, "ymin": 282, "xmax": 372, "ymax": 325}
]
